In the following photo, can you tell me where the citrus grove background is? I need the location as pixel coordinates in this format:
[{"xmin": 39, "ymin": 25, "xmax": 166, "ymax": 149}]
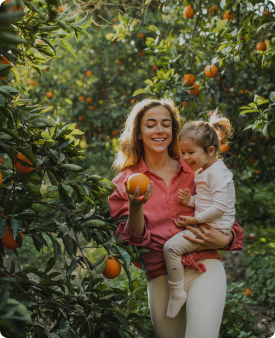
[{"xmin": 0, "ymin": 0, "xmax": 275, "ymax": 337}]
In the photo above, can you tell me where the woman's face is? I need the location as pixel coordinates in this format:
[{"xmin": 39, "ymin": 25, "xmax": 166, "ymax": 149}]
[{"xmin": 138, "ymin": 105, "xmax": 173, "ymax": 155}]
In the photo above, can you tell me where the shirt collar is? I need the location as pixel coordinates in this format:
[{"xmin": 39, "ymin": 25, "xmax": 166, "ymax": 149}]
[{"xmin": 137, "ymin": 156, "xmax": 191, "ymax": 174}]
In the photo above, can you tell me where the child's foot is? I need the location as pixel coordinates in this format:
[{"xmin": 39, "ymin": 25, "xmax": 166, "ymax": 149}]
[{"xmin": 166, "ymin": 280, "xmax": 187, "ymax": 319}]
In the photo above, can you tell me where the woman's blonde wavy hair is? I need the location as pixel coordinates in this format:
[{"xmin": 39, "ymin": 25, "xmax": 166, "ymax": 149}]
[{"xmin": 113, "ymin": 98, "xmax": 182, "ymax": 174}]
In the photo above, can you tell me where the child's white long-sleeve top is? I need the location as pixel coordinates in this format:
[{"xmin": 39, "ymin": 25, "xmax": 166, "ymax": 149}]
[{"xmin": 187, "ymin": 160, "xmax": 235, "ymax": 234}]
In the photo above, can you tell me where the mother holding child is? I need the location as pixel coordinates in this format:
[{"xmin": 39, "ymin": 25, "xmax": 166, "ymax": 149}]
[{"xmin": 109, "ymin": 98, "xmax": 244, "ymax": 338}]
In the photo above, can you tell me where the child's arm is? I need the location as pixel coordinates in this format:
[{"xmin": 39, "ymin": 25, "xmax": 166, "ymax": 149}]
[{"xmin": 178, "ymin": 188, "xmax": 195, "ymax": 207}]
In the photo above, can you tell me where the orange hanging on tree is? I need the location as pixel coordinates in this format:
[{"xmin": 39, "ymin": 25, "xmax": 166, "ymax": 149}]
[
  {"xmin": 102, "ymin": 257, "xmax": 121, "ymax": 279},
  {"xmin": 0, "ymin": 55, "xmax": 11, "ymax": 80},
  {"xmin": 220, "ymin": 144, "xmax": 230, "ymax": 153},
  {"xmin": 256, "ymin": 41, "xmax": 266, "ymax": 51},
  {"xmin": 188, "ymin": 84, "xmax": 200, "ymax": 96},
  {"xmin": 2, "ymin": 228, "xmax": 23, "ymax": 250},
  {"xmin": 204, "ymin": 65, "xmax": 218, "ymax": 78},
  {"xmin": 182, "ymin": 74, "xmax": 196, "ymax": 86},
  {"xmin": 14, "ymin": 153, "xmax": 34, "ymax": 174},
  {"xmin": 183, "ymin": 5, "xmax": 195, "ymax": 19},
  {"xmin": 223, "ymin": 11, "xmax": 233, "ymax": 21}
]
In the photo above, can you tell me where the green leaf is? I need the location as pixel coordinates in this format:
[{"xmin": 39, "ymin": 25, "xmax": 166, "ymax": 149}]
[
  {"xmin": 11, "ymin": 67, "xmax": 20, "ymax": 83},
  {"xmin": 72, "ymin": 199, "xmax": 91, "ymax": 214},
  {"xmin": 133, "ymin": 88, "xmax": 148, "ymax": 96},
  {"xmin": 106, "ymin": 33, "xmax": 115, "ymax": 40},
  {"xmin": 42, "ymin": 209, "xmax": 60, "ymax": 223},
  {"xmin": 269, "ymin": 91, "xmax": 275, "ymax": 103},
  {"xmin": 60, "ymin": 40, "xmax": 76, "ymax": 56},
  {"xmin": 66, "ymin": 258, "xmax": 78, "ymax": 275},
  {"xmin": 96, "ymin": 259, "xmax": 106, "ymax": 274},
  {"xmin": 239, "ymin": 109, "xmax": 259, "ymax": 114},
  {"xmin": 23, "ymin": 182, "xmax": 42, "ymax": 201},
  {"xmin": 84, "ymin": 219, "xmax": 106, "ymax": 229},
  {"xmin": 60, "ymin": 164, "xmax": 84, "ymax": 172}
]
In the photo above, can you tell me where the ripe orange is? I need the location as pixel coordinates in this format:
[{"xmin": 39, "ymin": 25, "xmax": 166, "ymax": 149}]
[
  {"xmin": 3, "ymin": 0, "xmax": 21, "ymax": 11},
  {"xmin": 79, "ymin": 96, "xmax": 85, "ymax": 101},
  {"xmin": 180, "ymin": 101, "xmax": 189, "ymax": 108},
  {"xmin": 85, "ymin": 70, "xmax": 92, "ymax": 76},
  {"xmin": 183, "ymin": 5, "xmax": 195, "ymax": 19},
  {"xmin": 253, "ymin": 169, "xmax": 261, "ymax": 174},
  {"xmin": 46, "ymin": 91, "xmax": 53, "ymax": 98},
  {"xmin": 182, "ymin": 74, "xmax": 196, "ymax": 86},
  {"xmin": 205, "ymin": 65, "xmax": 218, "ymax": 78},
  {"xmin": 14, "ymin": 153, "xmax": 34, "ymax": 173},
  {"xmin": 209, "ymin": 6, "xmax": 219, "ymax": 15},
  {"xmin": 227, "ymin": 164, "xmax": 232, "ymax": 169},
  {"xmin": 89, "ymin": 105, "xmax": 97, "ymax": 110},
  {"xmin": 137, "ymin": 33, "xmax": 144, "ymax": 39},
  {"xmin": 127, "ymin": 173, "xmax": 150, "ymax": 196},
  {"xmin": 152, "ymin": 65, "xmax": 158, "ymax": 71},
  {"xmin": 220, "ymin": 144, "xmax": 230, "ymax": 153},
  {"xmin": 263, "ymin": 10, "xmax": 271, "ymax": 16},
  {"xmin": 111, "ymin": 130, "xmax": 117, "ymax": 136},
  {"xmin": 86, "ymin": 97, "xmax": 92, "ymax": 103},
  {"xmin": 113, "ymin": 18, "xmax": 118, "ymax": 23},
  {"xmin": 244, "ymin": 289, "xmax": 251, "ymax": 297},
  {"xmin": 223, "ymin": 87, "xmax": 227, "ymax": 93},
  {"xmin": 239, "ymin": 89, "xmax": 244, "ymax": 94},
  {"xmin": 138, "ymin": 51, "xmax": 145, "ymax": 56},
  {"xmin": 223, "ymin": 11, "xmax": 233, "ymax": 21},
  {"xmin": 0, "ymin": 158, "xmax": 4, "ymax": 164},
  {"xmin": 250, "ymin": 157, "xmax": 256, "ymax": 164},
  {"xmin": 58, "ymin": 6, "xmax": 63, "ymax": 12},
  {"xmin": 241, "ymin": 35, "xmax": 246, "ymax": 41},
  {"xmin": 97, "ymin": 127, "xmax": 102, "ymax": 132},
  {"xmin": 188, "ymin": 84, "xmax": 200, "ymax": 96},
  {"xmin": 256, "ymin": 41, "xmax": 266, "ymax": 51},
  {"xmin": 102, "ymin": 256, "xmax": 121, "ymax": 279},
  {"xmin": 0, "ymin": 55, "xmax": 11, "ymax": 80},
  {"xmin": 249, "ymin": 233, "xmax": 256, "ymax": 240},
  {"xmin": 78, "ymin": 116, "xmax": 85, "ymax": 121},
  {"xmin": 0, "ymin": 173, "xmax": 2, "ymax": 185},
  {"xmin": 217, "ymin": 76, "xmax": 223, "ymax": 82},
  {"xmin": 2, "ymin": 229, "xmax": 23, "ymax": 250},
  {"xmin": 75, "ymin": 124, "xmax": 78, "ymax": 129},
  {"xmin": 130, "ymin": 99, "xmax": 135, "ymax": 103}
]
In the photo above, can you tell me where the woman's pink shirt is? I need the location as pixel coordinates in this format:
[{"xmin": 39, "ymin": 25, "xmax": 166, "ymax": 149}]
[{"xmin": 108, "ymin": 157, "xmax": 244, "ymax": 282}]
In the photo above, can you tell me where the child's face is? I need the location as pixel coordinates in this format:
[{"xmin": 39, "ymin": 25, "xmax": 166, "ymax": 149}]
[{"xmin": 179, "ymin": 138, "xmax": 211, "ymax": 171}]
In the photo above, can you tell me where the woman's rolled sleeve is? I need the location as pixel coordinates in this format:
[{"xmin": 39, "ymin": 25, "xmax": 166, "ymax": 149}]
[
  {"xmin": 117, "ymin": 220, "xmax": 151, "ymax": 247},
  {"xmin": 219, "ymin": 220, "xmax": 244, "ymax": 251}
]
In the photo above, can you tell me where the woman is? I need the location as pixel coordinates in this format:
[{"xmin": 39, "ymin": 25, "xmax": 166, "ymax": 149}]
[{"xmin": 109, "ymin": 98, "xmax": 243, "ymax": 338}]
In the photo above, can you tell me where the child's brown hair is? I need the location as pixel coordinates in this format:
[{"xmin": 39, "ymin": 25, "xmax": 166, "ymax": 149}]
[{"xmin": 179, "ymin": 111, "xmax": 233, "ymax": 154}]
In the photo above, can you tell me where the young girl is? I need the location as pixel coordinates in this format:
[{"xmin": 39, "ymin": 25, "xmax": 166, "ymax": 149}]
[{"xmin": 163, "ymin": 113, "xmax": 235, "ymax": 319}]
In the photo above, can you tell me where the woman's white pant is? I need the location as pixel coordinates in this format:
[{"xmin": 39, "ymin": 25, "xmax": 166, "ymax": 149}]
[{"xmin": 147, "ymin": 259, "xmax": 227, "ymax": 338}]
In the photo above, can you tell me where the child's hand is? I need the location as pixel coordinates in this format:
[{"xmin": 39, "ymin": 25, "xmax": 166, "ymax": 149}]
[
  {"xmin": 178, "ymin": 188, "xmax": 191, "ymax": 205},
  {"xmin": 174, "ymin": 216, "xmax": 198, "ymax": 227}
]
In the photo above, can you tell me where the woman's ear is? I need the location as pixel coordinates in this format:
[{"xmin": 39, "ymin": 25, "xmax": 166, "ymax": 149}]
[{"xmin": 208, "ymin": 146, "xmax": 216, "ymax": 157}]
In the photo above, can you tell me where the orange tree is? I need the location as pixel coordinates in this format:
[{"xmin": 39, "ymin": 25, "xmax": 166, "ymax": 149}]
[{"xmin": 0, "ymin": 1, "xmax": 149, "ymax": 337}]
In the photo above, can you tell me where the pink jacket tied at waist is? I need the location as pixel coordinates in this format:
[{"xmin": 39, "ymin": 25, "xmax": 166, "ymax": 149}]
[{"xmin": 109, "ymin": 157, "xmax": 244, "ymax": 282}]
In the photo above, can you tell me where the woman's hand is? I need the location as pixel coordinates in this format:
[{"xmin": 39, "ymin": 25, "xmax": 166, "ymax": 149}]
[
  {"xmin": 124, "ymin": 178, "xmax": 154, "ymax": 206},
  {"xmin": 182, "ymin": 224, "xmax": 233, "ymax": 251}
]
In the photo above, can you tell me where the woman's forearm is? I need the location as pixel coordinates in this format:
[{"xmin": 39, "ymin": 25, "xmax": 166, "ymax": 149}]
[{"xmin": 128, "ymin": 202, "xmax": 145, "ymax": 236}]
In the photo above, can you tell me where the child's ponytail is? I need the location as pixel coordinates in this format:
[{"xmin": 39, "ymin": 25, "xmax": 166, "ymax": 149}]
[{"xmin": 209, "ymin": 110, "xmax": 233, "ymax": 146}]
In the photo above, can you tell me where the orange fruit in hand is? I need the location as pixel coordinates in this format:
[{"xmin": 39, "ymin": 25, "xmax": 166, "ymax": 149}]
[
  {"xmin": 244, "ymin": 289, "xmax": 251, "ymax": 297},
  {"xmin": 85, "ymin": 70, "xmax": 92, "ymax": 76},
  {"xmin": 2, "ymin": 229, "xmax": 23, "ymax": 250},
  {"xmin": 223, "ymin": 11, "xmax": 233, "ymax": 21},
  {"xmin": 209, "ymin": 6, "xmax": 219, "ymax": 15},
  {"xmin": 256, "ymin": 41, "xmax": 266, "ymax": 51},
  {"xmin": 183, "ymin": 74, "xmax": 196, "ymax": 86},
  {"xmin": 188, "ymin": 84, "xmax": 200, "ymax": 96},
  {"xmin": 46, "ymin": 91, "xmax": 53, "ymax": 98},
  {"xmin": 102, "ymin": 257, "xmax": 121, "ymax": 279},
  {"xmin": 0, "ymin": 55, "xmax": 11, "ymax": 80},
  {"xmin": 205, "ymin": 65, "xmax": 218, "ymax": 78},
  {"xmin": 220, "ymin": 144, "xmax": 230, "ymax": 153},
  {"xmin": 126, "ymin": 173, "xmax": 151, "ymax": 196},
  {"xmin": 183, "ymin": 5, "xmax": 195, "ymax": 19},
  {"xmin": 14, "ymin": 153, "xmax": 34, "ymax": 173}
]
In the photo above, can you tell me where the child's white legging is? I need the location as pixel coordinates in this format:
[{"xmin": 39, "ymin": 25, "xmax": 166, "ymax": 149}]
[{"xmin": 147, "ymin": 259, "xmax": 227, "ymax": 338}]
